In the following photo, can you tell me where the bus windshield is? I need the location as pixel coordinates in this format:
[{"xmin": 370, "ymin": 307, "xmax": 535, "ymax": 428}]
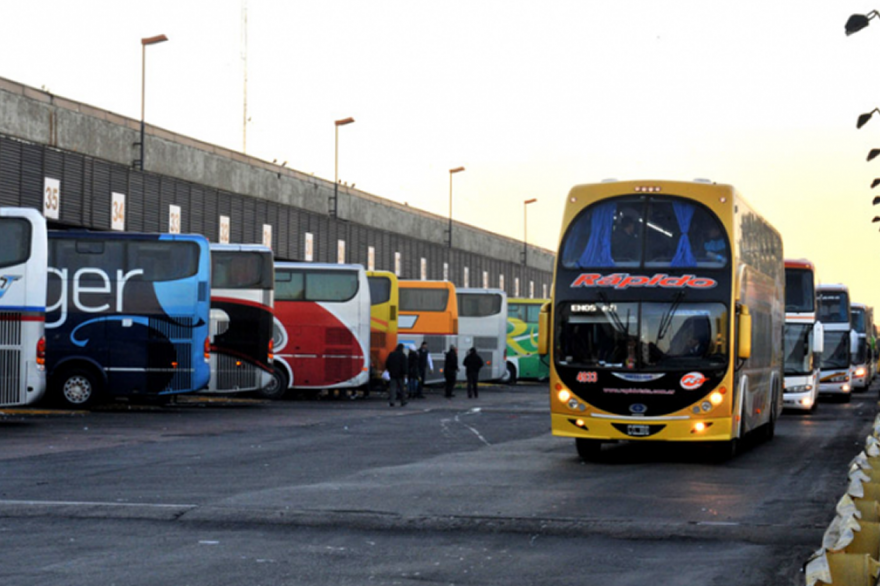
[
  {"xmin": 785, "ymin": 268, "xmax": 814, "ymax": 313},
  {"xmin": 784, "ymin": 323, "xmax": 813, "ymax": 376},
  {"xmin": 0, "ymin": 218, "xmax": 31, "ymax": 268},
  {"xmin": 556, "ymin": 301, "xmax": 728, "ymax": 370},
  {"xmin": 368, "ymin": 276, "xmax": 391, "ymax": 305},
  {"xmin": 821, "ymin": 330, "xmax": 850, "ymax": 369},
  {"xmin": 560, "ymin": 196, "xmax": 728, "ymax": 270},
  {"xmin": 212, "ymin": 251, "xmax": 273, "ymax": 290},
  {"xmin": 818, "ymin": 292, "xmax": 849, "ymax": 323}
]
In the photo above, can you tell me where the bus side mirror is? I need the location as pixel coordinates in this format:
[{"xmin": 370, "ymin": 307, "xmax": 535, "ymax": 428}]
[
  {"xmin": 812, "ymin": 322, "xmax": 824, "ymax": 354},
  {"xmin": 737, "ymin": 306, "xmax": 752, "ymax": 360},
  {"xmin": 851, "ymin": 330, "xmax": 860, "ymax": 355},
  {"xmin": 538, "ymin": 302, "xmax": 551, "ymax": 356}
]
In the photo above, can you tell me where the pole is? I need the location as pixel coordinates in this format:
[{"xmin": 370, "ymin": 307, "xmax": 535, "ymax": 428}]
[
  {"xmin": 139, "ymin": 43, "xmax": 146, "ymax": 170},
  {"xmin": 333, "ymin": 124, "xmax": 339, "ymax": 217},
  {"xmin": 448, "ymin": 167, "xmax": 465, "ymax": 248},
  {"xmin": 523, "ymin": 198, "xmax": 537, "ymax": 265}
]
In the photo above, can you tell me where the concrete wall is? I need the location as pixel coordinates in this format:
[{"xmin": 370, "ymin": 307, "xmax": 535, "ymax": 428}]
[{"xmin": 0, "ymin": 76, "xmax": 554, "ymax": 273}]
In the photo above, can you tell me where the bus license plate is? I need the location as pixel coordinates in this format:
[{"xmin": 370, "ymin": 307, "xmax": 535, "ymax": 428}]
[{"xmin": 627, "ymin": 424, "xmax": 651, "ymax": 437}]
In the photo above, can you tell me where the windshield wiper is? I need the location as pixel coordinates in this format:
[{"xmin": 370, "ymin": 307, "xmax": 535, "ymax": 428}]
[
  {"xmin": 657, "ymin": 290, "xmax": 685, "ymax": 342},
  {"xmin": 597, "ymin": 291, "xmax": 629, "ymax": 337}
]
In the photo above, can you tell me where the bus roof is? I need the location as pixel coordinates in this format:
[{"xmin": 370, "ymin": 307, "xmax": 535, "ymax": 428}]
[
  {"xmin": 275, "ymin": 262, "xmax": 365, "ymax": 272},
  {"xmin": 456, "ymin": 288, "xmax": 506, "ymax": 295},
  {"xmin": 399, "ymin": 280, "xmax": 456, "ymax": 290},
  {"xmin": 784, "ymin": 258, "xmax": 816, "ymax": 271},
  {"xmin": 211, "ymin": 243, "xmax": 272, "ymax": 253},
  {"xmin": 508, "ymin": 298, "xmax": 550, "ymax": 305},
  {"xmin": 817, "ymin": 283, "xmax": 849, "ymax": 292}
]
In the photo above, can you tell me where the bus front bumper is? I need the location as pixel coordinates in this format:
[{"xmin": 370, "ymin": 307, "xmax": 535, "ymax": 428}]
[{"xmin": 550, "ymin": 412, "xmax": 735, "ymax": 442}]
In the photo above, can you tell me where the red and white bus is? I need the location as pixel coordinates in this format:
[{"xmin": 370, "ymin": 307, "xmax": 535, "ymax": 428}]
[
  {"xmin": 272, "ymin": 262, "xmax": 371, "ymax": 394},
  {"xmin": 782, "ymin": 259, "xmax": 823, "ymax": 411}
]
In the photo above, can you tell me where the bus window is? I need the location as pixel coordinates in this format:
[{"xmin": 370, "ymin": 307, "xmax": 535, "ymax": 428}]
[
  {"xmin": 459, "ymin": 293, "xmax": 502, "ymax": 317},
  {"xmin": 785, "ymin": 269, "xmax": 814, "ymax": 313},
  {"xmin": 0, "ymin": 218, "xmax": 31, "ymax": 268},
  {"xmin": 368, "ymin": 276, "xmax": 391, "ymax": 306},
  {"xmin": 644, "ymin": 200, "xmax": 727, "ymax": 268},
  {"xmin": 275, "ymin": 270, "xmax": 305, "ymax": 301},
  {"xmin": 400, "ymin": 288, "xmax": 449, "ymax": 312},
  {"xmin": 132, "ymin": 241, "xmax": 199, "ymax": 282},
  {"xmin": 213, "ymin": 251, "xmax": 272, "ymax": 289},
  {"xmin": 306, "ymin": 271, "xmax": 358, "ymax": 302}
]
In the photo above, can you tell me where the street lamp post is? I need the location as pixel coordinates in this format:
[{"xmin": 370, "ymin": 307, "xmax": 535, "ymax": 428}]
[
  {"xmin": 522, "ymin": 198, "xmax": 537, "ymax": 265},
  {"xmin": 331, "ymin": 117, "xmax": 355, "ymax": 218},
  {"xmin": 447, "ymin": 166, "xmax": 465, "ymax": 248},
  {"xmin": 135, "ymin": 34, "xmax": 169, "ymax": 171}
]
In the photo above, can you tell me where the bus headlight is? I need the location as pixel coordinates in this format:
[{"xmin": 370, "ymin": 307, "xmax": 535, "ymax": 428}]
[
  {"xmin": 709, "ymin": 392, "xmax": 723, "ymax": 406},
  {"xmin": 693, "ymin": 422, "xmax": 706, "ymax": 433},
  {"xmin": 558, "ymin": 389, "xmax": 572, "ymax": 403},
  {"xmin": 856, "ymin": 367, "xmax": 867, "ymax": 378}
]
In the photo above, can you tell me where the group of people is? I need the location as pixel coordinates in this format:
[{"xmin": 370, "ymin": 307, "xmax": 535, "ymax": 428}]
[{"xmin": 385, "ymin": 343, "xmax": 485, "ymax": 406}]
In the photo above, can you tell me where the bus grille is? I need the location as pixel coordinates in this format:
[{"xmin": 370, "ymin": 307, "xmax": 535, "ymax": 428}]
[
  {"xmin": 425, "ymin": 337, "xmax": 446, "ymax": 353},
  {"xmin": 0, "ymin": 349, "xmax": 21, "ymax": 405},
  {"xmin": 371, "ymin": 331, "xmax": 387, "ymax": 348},
  {"xmin": 326, "ymin": 327, "xmax": 349, "ymax": 346},
  {"xmin": 149, "ymin": 317, "xmax": 196, "ymax": 340},
  {"xmin": 475, "ymin": 336, "xmax": 498, "ymax": 350},
  {"xmin": 0, "ymin": 313, "xmax": 23, "ymax": 346},
  {"xmin": 216, "ymin": 353, "xmax": 261, "ymax": 391},
  {"xmin": 168, "ymin": 343, "xmax": 192, "ymax": 391},
  {"xmin": 0, "ymin": 313, "xmax": 22, "ymax": 405}
]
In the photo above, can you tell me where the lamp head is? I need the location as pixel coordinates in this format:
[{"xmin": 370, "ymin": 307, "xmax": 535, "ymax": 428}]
[
  {"xmin": 847, "ymin": 14, "xmax": 872, "ymax": 35},
  {"xmin": 868, "ymin": 149, "xmax": 880, "ymax": 162},
  {"xmin": 874, "ymin": 196, "xmax": 880, "ymax": 205},
  {"xmin": 859, "ymin": 112, "xmax": 875, "ymax": 129},
  {"xmin": 872, "ymin": 179, "xmax": 880, "ymax": 189}
]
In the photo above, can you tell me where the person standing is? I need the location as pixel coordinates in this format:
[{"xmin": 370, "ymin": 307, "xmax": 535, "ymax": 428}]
[
  {"xmin": 443, "ymin": 345, "xmax": 459, "ymax": 399},
  {"xmin": 386, "ymin": 343, "xmax": 408, "ymax": 406},
  {"xmin": 407, "ymin": 347, "xmax": 421, "ymax": 399},
  {"xmin": 463, "ymin": 347, "xmax": 484, "ymax": 399},
  {"xmin": 417, "ymin": 341, "xmax": 433, "ymax": 397}
]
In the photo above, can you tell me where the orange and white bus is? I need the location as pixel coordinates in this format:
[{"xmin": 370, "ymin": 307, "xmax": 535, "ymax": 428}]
[
  {"xmin": 398, "ymin": 280, "xmax": 458, "ymax": 385},
  {"xmin": 366, "ymin": 270, "xmax": 399, "ymax": 377},
  {"xmin": 540, "ymin": 179, "xmax": 784, "ymax": 461}
]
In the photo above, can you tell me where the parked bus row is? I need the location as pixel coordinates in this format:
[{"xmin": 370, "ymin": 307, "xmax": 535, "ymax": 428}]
[
  {"xmin": 537, "ymin": 179, "xmax": 874, "ymax": 462},
  {"xmin": 1, "ymin": 207, "xmax": 542, "ymax": 409}
]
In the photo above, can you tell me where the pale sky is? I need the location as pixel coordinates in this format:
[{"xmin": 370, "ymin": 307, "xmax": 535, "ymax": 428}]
[{"xmin": 2, "ymin": 1, "xmax": 879, "ymax": 315}]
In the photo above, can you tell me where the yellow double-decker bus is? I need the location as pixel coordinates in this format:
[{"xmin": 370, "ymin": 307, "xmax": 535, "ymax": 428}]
[
  {"xmin": 539, "ymin": 180, "xmax": 784, "ymax": 461},
  {"xmin": 366, "ymin": 270, "xmax": 399, "ymax": 378}
]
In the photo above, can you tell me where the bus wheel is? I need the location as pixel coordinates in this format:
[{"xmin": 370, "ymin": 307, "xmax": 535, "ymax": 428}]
[
  {"xmin": 57, "ymin": 368, "xmax": 101, "ymax": 408},
  {"xmin": 575, "ymin": 438, "xmax": 602, "ymax": 462},
  {"xmin": 506, "ymin": 363, "xmax": 517, "ymax": 386},
  {"xmin": 259, "ymin": 368, "xmax": 288, "ymax": 400}
]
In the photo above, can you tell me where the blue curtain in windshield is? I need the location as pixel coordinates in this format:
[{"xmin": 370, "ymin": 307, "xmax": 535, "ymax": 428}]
[
  {"xmin": 670, "ymin": 201, "xmax": 696, "ymax": 268},
  {"xmin": 578, "ymin": 201, "xmax": 616, "ymax": 267}
]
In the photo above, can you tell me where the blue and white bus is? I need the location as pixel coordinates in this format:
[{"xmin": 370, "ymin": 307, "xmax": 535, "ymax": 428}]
[
  {"xmin": 45, "ymin": 231, "xmax": 212, "ymax": 407},
  {"xmin": 0, "ymin": 207, "xmax": 47, "ymax": 407},
  {"xmin": 456, "ymin": 288, "xmax": 508, "ymax": 383}
]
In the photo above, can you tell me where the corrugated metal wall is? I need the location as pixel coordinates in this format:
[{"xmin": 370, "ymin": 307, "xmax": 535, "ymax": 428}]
[{"xmin": 0, "ymin": 133, "xmax": 552, "ymax": 297}]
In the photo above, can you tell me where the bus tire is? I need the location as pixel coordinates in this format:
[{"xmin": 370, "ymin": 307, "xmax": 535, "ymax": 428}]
[
  {"xmin": 55, "ymin": 367, "xmax": 102, "ymax": 408},
  {"xmin": 575, "ymin": 438, "xmax": 602, "ymax": 462},
  {"xmin": 506, "ymin": 362, "xmax": 517, "ymax": 386},
  {"xmin": 259, "ymin": 368, "xmax": 288, "ymax": 400}
]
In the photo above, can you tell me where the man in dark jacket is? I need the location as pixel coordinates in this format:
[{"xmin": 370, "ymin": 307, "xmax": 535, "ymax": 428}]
[
  {"xmin": 386, "ymin": 344, "xmax": 408, "ymax": 406},
  {"xmin": 417, "ymin": 341, "xmax": 432, "ymax": 396},
  {"xmin": 407, "ymin": 347, "xmax": 422, "ymax": 398},
  {"xmin": 463, "ymin": 347, "xmax": 484, "ymax": 398},
  {"xmin": 443, "ymin": 345, "xmax": 459, "ymax": 399}
]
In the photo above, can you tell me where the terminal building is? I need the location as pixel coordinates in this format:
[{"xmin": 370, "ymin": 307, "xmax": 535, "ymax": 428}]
[{"xmin": 0, "ymin": 76, "xmax": 553, "ymax": 297}]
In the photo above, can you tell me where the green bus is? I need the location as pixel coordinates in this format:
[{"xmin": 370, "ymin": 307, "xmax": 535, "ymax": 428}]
[{"xmin": 506, "ymin": 298, "xmax": 550, "ymax": 382}]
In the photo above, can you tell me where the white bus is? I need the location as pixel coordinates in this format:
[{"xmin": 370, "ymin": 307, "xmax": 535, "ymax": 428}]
[
  {"xmin": 851, "ymin": 302, "xmax": 871, "ymax": 391},
  {"xmin": 782, "ymin": 259, "xmax": 823, "ymax": 411},
  {"xmin": 0, "ymin": 207, "xmax": 47, "ymax": 407},
  {"xmin": 455, "ymin": 288, "xmax": 508, "ymax": 382},
  {"xmin": 817, "ymin": 284, "xmax": 857, "ymax": 401}
]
